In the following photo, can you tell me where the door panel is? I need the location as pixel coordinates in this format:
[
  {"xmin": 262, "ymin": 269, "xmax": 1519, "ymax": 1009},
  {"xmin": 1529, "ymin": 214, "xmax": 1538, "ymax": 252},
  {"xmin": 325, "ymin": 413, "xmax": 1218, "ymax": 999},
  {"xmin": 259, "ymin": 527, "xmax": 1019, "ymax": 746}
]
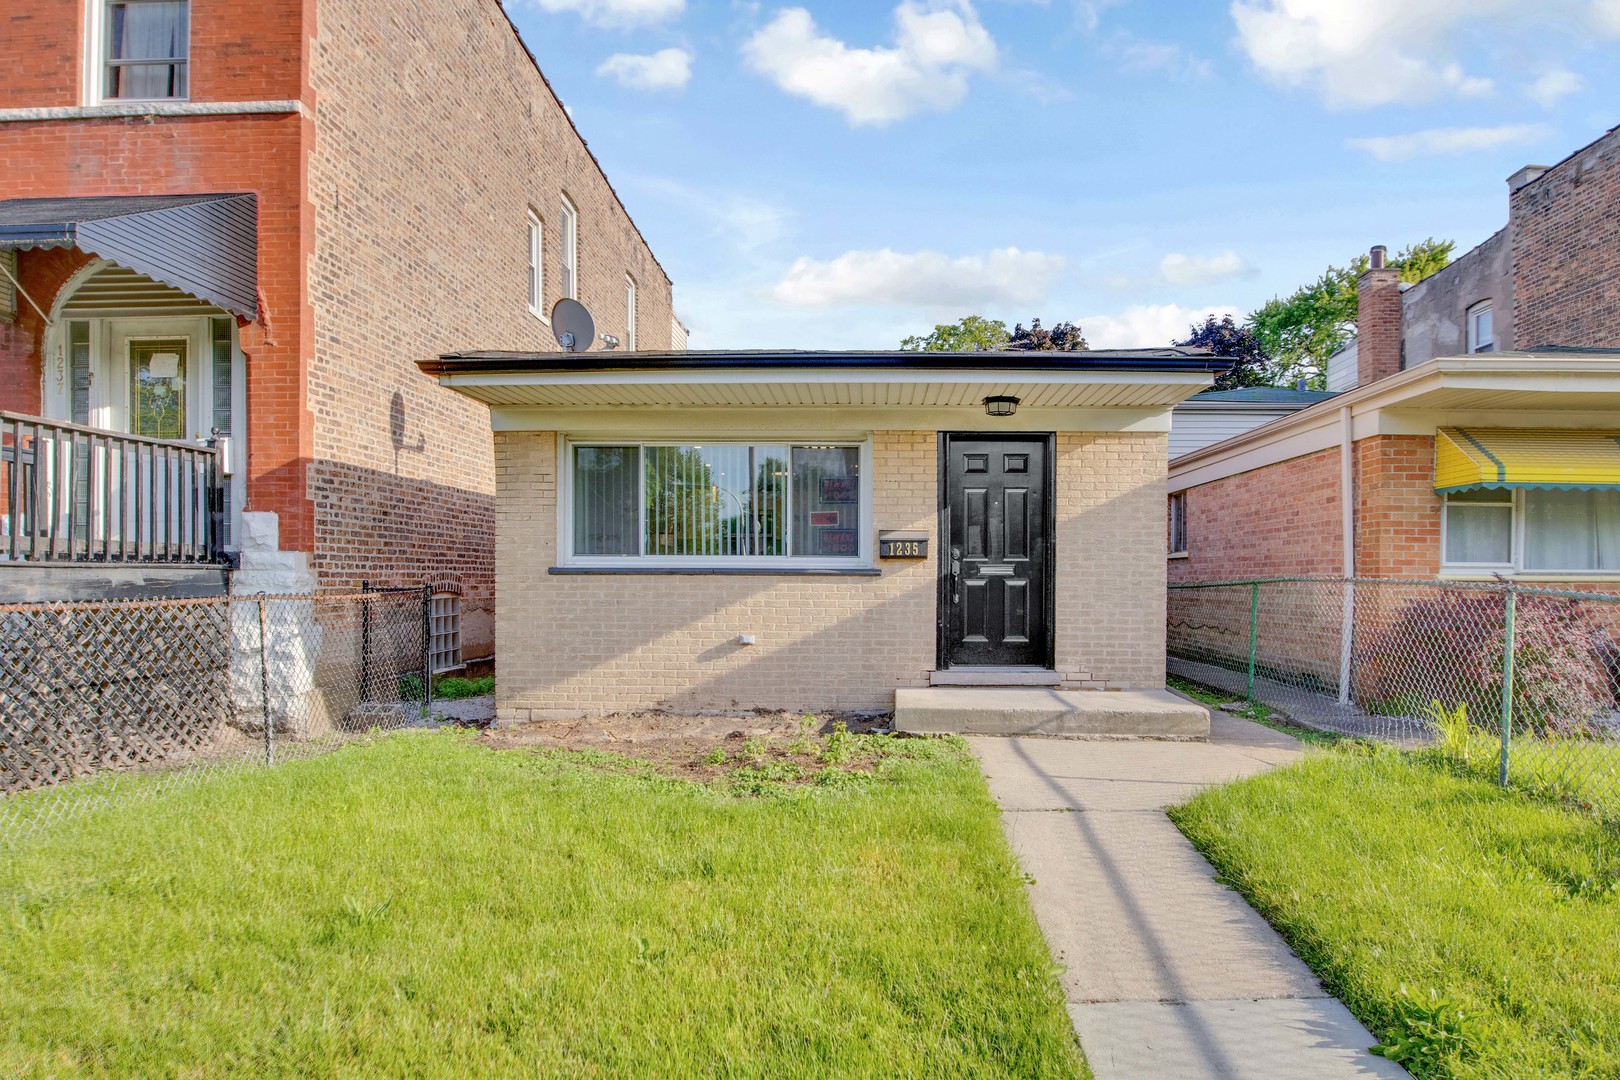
[{"xmin": 942, "ymin": 435, "xmax": 1052, "ymax": 668}]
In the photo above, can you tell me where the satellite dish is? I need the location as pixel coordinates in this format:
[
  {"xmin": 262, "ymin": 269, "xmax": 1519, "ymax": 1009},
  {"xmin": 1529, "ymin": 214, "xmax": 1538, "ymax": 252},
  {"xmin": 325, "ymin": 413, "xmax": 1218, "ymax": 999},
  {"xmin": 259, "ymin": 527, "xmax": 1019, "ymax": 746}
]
[{"xmin": 551, "ymin": 298, "xmax": 596, "ymax": 353}]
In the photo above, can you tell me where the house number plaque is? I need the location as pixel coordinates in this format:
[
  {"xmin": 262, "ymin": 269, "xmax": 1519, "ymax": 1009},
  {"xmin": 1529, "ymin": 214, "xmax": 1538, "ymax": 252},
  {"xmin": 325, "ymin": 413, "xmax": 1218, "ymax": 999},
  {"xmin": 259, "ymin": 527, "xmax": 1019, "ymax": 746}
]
[{"xmin": 878, "ymin": 531, "xmax": 929, "ymax": 559}]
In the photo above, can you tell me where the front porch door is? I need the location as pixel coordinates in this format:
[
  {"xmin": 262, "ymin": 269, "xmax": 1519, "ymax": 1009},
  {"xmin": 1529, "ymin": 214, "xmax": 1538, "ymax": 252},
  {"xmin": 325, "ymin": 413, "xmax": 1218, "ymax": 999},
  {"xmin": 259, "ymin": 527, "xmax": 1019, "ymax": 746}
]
[{"xmin": 939, "ymin": 433, "xmax": 1054, "ymax": 669}]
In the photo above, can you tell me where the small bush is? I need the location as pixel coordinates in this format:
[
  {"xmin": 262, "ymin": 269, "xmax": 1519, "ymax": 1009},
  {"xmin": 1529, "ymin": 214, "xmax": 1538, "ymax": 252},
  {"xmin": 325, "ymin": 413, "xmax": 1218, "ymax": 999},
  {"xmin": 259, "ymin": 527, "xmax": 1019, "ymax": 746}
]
[
  {"xmin": 1357, "ymin": 590, "xmax": 1614, "ymax": 737},
  {"xmin": 434, "ymin": 675, "xmax": 495, "ymax": 699}
]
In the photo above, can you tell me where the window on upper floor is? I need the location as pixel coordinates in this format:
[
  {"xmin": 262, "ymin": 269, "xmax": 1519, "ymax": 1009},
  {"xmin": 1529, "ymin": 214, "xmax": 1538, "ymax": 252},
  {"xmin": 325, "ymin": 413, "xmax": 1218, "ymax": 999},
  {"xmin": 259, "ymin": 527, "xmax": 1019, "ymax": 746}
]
[
  {"xmin": 97, "ymin": 0, "xmax": 190, "ymax": 102},
  {"xmin": 1168, "ymin": 491, "xmax": 1187, "ymax": 556},
  {"xmin": 1467, "ymin": 301, "xmax": 1494, "ymax": 354},
  {"xmin": 625, "ymin": 274, "xmax": 637, "ymax": 351},
  {"xmin": 559, "ymin": 196, "xmax": 579, "ymax": 301},
  {"xmin": 527, "ymin": 211, "xmax": 545, "ymax": 319}
]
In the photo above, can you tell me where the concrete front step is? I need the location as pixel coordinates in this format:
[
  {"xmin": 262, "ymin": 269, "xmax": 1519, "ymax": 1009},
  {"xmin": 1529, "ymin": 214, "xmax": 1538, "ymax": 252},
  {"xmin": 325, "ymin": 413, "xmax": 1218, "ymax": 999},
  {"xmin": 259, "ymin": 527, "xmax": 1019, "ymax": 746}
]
[{"xmin": 895, "ymin": 687, "xmax": 1209, "ymax": 738}]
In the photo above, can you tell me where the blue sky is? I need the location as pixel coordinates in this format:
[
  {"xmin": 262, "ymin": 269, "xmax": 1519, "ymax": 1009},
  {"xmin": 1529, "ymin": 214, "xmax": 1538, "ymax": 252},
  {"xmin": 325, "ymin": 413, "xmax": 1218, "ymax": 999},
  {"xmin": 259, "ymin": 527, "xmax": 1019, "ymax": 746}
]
[{"xmin": 502, "ymin": 0, "xmax": 1620, "ymax": 350}]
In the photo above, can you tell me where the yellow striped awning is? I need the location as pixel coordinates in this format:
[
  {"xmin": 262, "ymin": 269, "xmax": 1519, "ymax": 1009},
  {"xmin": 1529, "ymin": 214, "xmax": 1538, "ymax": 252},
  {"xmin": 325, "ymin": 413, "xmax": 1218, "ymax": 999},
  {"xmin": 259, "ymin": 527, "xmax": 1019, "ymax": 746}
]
[{"xmin": 1435, "ymin": 428, "xmax": 1620, "ymax": 493}]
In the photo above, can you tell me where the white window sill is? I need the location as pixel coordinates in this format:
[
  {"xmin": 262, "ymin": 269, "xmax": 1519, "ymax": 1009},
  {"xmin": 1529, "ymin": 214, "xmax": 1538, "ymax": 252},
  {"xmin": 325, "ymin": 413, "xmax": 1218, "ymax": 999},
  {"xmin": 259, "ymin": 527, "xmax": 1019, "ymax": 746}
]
[
  {"xmin": 529, "ymin": 309, "xmax": 550, "ymax": 326},
  {"xmin": 1167, "ymin": 551, "xmax": 1189, "ymax": 560},
  {"xmin": 1439, "ymin": 570, "xmax": 1620, "ymax": 583},
  {"xmin": 549, "ymin": 565, "xmax": 881, "ymax": 576}
]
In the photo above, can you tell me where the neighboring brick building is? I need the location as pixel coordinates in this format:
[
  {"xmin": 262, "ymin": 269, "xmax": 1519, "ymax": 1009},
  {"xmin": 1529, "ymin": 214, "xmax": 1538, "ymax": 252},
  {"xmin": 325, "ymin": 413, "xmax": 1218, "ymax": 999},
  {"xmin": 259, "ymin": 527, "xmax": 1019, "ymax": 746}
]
[
  {"xmin": 0, "ymin": 0, "xmax": 678, "ymax": 666},
  {"xmin": 422, "ymin": 349, "xmax": 1223, "ymax": 718},
  {"xmin": 1169, "ymin": 123, "xmax": 1620, "ymax": 592}
]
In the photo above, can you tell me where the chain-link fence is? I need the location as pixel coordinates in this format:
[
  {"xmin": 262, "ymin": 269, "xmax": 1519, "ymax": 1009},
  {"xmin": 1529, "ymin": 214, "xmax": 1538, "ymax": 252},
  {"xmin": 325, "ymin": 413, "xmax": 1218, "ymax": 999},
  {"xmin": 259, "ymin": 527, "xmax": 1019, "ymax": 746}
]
[
  {"xmin": 1169, "ymin": 577, "xmax": 1620, "ymax": 822},
  {"xmin": 1, "ymin": 588, "xmax": 437, "ymax": 844}
]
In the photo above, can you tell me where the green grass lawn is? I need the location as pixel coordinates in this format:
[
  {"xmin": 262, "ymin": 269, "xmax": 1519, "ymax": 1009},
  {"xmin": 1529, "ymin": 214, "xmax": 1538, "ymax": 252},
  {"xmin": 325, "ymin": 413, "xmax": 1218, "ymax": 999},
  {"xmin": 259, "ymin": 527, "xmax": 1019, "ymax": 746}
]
[
  {"xmin": 1171, "ymin": 747, "xmax": 1620, "ymax": 1079},
  {"xmin": 1, "ymin": 731, "xmax": 1084, "ymax": 1079}
]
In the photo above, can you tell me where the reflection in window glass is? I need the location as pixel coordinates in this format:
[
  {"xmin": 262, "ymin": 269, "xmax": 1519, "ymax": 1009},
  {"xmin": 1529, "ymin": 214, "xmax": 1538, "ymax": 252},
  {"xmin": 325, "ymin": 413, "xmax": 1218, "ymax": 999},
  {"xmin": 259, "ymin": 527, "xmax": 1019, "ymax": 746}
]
[
  {"xmin": 791, "ymin": 446, "xmax": 860, "ymax": 558},
  {"xmin": 573, "ymin": 446, "xmax": 639, "ymax": 555}
]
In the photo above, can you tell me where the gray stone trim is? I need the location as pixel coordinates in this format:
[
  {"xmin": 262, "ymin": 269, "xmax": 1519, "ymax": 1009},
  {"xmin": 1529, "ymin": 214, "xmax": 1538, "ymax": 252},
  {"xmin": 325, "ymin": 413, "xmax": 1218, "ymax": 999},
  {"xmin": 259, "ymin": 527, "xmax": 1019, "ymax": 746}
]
[{"xmin": 0, "ymin": 100, "xmax": 304, "ymax": 123}]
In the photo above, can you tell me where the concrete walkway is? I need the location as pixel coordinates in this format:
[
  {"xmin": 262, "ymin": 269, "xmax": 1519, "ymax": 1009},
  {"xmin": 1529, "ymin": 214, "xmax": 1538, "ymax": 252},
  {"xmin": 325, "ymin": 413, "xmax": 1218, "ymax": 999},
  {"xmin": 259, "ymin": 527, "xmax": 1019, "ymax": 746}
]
[{"xmin": 970, "ymin": 715, "xmax": 1407, "ymax": 1079}]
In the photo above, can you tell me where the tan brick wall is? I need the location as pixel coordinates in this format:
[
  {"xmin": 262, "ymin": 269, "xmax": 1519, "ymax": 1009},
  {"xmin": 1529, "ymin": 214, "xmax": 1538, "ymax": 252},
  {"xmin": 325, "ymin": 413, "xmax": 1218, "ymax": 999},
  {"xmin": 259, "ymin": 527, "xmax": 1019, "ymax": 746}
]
[
  {"xmin": 492, "ymin": 428, "xmax": 1168, "ymax": 717},
  {"xmin": 494, "ymin": 431, "xmax": 937, "ymax": 716},
  {"xmin": 1054, "ymin": 433, "xmax": 1169, "ymax": 690},
  {"xmin": 305, "ymin": 0, "xmax": 677, "ymax": 657}
]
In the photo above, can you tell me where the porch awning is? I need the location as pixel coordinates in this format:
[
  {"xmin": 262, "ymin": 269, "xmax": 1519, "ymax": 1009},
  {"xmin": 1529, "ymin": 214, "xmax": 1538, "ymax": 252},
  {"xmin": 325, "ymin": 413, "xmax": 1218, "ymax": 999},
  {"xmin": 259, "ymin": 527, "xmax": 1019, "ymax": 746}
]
[
  {"xmin": 1435, "ymin": 427, "xmax": 1620, "ymax": 493},
  {"xmin": 0, "ymin": 193, "xmax": 257, "ymax": 319}
]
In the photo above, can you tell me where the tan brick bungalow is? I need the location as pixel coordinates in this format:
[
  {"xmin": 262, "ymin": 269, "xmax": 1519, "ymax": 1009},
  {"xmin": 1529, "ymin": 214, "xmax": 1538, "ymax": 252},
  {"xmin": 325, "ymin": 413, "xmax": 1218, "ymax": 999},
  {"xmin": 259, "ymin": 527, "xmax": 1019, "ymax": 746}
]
[{"xmin": 421, "ymin": 348, "xmax": 1225, "ymax": 721}]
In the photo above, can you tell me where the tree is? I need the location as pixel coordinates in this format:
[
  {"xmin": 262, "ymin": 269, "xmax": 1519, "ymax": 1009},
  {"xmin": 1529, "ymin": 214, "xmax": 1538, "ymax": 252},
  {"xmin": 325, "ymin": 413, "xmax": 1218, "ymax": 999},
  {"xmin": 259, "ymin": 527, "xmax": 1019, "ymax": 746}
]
[
  {"xmin": 1248, "ymin": 238, "xmax": 1454, "ymax": 388},
  {"xmin": 1005, "ymin": 318, "xmax": 1088, "ymax": 351},
  {"xmin": 1175, "ymin": 314, "xmax": 1272, "ymax": 390},
  {"xmin": 900, "ymin": 315, "xmax": 1009, "ymax": 351}
]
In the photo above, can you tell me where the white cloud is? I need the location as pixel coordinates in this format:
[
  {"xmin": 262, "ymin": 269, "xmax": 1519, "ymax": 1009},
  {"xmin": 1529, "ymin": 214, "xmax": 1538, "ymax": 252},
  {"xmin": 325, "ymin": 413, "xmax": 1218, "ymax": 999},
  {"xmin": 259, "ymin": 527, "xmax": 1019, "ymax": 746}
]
[
  {"xmin": 1080, "ymin": 303, "xmax": 1240, "ymax": 350},
  {"xmin": 596, "ymin": 48, "xmax": 693, "ymax": 91},
  {"xmin": 524, "ymin": 0, "xmax": 683, "ymax": 28},
  {"xmin": 1597, "ymin": 0, "xmax": 1620, "ymax": 31},
  {"xmin": 742, "ymin": 1, "xmax": 998, "ymax": 125},
  {"xmin": 771, "ymin": 247, "xmax": 1065, "ymax": 308},
  {"xmin": 1230, "ymin": 0, "xmax": 1517, "ymax": 108},
  {"xmin": 1526, "ymin": 68, "xmax": 1585, "ymax": 107},
  {"xmin": 1347, "ymin": 123, "xmax": 1552, "ymax": 163},
  {"xmin": 1113, "ymin": 34, "xmax": 1213, "ymax": 79},
  {"xmin": 1159, "ymin": 251, "xmax": 1256, "ymax": 286}
]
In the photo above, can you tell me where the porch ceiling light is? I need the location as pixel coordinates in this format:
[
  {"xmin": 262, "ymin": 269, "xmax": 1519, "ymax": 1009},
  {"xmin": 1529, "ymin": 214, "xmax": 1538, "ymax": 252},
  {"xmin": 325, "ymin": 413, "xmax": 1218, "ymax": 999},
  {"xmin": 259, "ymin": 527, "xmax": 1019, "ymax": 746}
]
[{"xmin": 983, "ymin": 395, "xmax": 1020, "ymax": 417}]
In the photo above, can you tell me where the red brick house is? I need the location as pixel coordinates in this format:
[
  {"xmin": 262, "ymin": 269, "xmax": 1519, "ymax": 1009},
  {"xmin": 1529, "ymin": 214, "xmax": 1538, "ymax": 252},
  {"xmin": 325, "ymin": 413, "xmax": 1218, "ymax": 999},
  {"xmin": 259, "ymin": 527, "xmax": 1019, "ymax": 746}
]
[
  {"xmin": 1168, "ymin": 124, "xmax": 1620, "ymax": 588},
  {"xmin": 0, "ymin": 0, "xmax": 677, "ymax": 666}
]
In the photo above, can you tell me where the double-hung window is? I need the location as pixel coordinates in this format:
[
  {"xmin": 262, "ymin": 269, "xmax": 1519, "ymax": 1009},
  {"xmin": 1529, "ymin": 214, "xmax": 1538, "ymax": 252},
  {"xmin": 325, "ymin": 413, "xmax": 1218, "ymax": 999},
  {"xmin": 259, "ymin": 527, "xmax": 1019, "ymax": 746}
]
[
  {"xmin": 1443, "ymin": 487, "xmax": 1620, "ymax": 573},
  {"xmin": 559, "ymin": 196, "xmax": 579, "ymax": 300},
  {"xmin": 1167, "ymin": 491, "xmax": 1187, "ymax": 555},
  {"xmin": 1467, "ymin": 301, "xmax": 1494, "ymax": 354},
  {"xmin": 527, "ymin": 211, "xmax": 545, "ymax": 318},
  {"xmin": 567, "ymin": 440, "xmax": 868, "ymax": 566},
  {"xmin": 99, "ymin": 0, "xmax": 189, "ymax": 101}
]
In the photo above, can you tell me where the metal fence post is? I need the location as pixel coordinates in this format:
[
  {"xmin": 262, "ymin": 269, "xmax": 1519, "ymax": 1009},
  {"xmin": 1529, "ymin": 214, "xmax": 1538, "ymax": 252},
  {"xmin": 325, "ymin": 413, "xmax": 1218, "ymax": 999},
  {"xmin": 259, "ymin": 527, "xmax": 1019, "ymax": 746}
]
[
  {"xmin": 1337, "ymin": 580, "xmax": 1355, "ymax": 705},
  {"xmin": 256, "ymin": 596, "xmax": 273, "ymax": 766},
  {"xmin": 1498, "ymin": 586, "xmax": 1517, "ymax": 788},
  {"xmin": 1247, "ymin": 581, "xmax": 1260, "ymax": 701},
  {"xmin": 421, "ymin": 583, "xmax": 433, "ymax": 712}
]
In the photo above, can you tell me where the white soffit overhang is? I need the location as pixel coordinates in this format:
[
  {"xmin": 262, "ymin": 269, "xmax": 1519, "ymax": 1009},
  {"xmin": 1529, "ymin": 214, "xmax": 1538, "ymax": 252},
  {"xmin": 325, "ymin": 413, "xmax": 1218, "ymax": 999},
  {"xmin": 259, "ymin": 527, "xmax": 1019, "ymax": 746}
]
[
  {"xmin": 433, "ymin": 367, "xmax": 1214, "ymax": 410},
  {"xmin": 1168, "ymin": 353, "xmax": 1620, "ymax": 491}
]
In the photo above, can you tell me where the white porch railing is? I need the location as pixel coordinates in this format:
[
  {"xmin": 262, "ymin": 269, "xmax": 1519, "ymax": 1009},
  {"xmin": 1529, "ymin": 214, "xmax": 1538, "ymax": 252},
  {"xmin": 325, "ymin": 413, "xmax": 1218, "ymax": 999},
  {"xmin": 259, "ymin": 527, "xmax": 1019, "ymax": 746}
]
[{"xmin": 1, "ymin": 411, "xmax": 225, "ymax": 565}]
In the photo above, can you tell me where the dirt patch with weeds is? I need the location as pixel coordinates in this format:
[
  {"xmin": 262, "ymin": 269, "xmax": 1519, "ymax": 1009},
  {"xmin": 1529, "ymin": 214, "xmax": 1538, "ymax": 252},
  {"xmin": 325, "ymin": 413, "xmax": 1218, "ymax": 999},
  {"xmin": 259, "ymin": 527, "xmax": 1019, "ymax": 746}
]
[{"xmin": 481, "ymin": 710, "xmax": 897, "ymax": 783}]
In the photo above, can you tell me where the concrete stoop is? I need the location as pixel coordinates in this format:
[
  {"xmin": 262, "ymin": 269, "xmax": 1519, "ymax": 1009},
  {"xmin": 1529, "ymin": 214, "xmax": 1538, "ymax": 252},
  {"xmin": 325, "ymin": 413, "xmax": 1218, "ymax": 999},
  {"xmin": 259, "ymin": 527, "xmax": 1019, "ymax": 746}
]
[{"xmin": 894, "ymin": 687, "xmax": 1209, "ymax": 738}]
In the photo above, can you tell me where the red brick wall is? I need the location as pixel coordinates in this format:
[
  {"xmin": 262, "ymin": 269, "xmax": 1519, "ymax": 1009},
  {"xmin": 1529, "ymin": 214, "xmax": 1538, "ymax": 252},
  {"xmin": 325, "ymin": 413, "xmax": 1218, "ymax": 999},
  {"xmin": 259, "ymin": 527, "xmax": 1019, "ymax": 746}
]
[
  {"xmin": 1354, "ymin": 435, "xmax": 1441, "ymax": 578},
  {"xmin": 0, "ymin": 113, "xmax": 316, "ymax": 549},
  {"xmin": 1511, "ymin": 126, "xmax": 1620, "ymax": 349},
  {"xmin": 1357, "ymin": 265, "xmax": 1403, "ymax": 384},
  {"xmin": 1168, "ymin": 447, "xmax": 1346, "ymax": 583},
  {"xmin": 303, "ymin": 0, "xmax": 677, "ymax": 657},
  {"xmin": 0, "ymin": 0, "xmax": 307, "ymax": 108}
]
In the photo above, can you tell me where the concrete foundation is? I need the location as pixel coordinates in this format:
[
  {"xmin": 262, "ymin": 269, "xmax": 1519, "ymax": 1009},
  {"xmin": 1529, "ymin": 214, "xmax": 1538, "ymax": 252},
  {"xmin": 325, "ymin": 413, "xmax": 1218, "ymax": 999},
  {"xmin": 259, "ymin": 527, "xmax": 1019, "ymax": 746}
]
[{"xmin": 894, "ymin": 687, "xmax": 1209, "ymax": 738}]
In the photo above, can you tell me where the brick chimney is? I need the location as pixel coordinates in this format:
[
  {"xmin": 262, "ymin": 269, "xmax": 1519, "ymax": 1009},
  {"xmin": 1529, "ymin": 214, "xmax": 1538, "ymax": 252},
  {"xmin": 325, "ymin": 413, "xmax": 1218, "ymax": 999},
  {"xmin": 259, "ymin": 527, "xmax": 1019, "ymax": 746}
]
[{"xmin": 1356, "ymin": 244, "xmax": 1402, "ymax": 386}]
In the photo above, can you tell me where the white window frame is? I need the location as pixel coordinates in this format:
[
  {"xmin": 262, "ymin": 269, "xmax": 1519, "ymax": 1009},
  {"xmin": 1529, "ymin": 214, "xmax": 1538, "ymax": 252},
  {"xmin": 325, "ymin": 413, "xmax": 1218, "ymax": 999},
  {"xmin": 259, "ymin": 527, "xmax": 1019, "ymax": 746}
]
[
  {"xmin": 624, "ymin": 274, "xmax": 637, "ymax": 351},
  {"xmin": 87, "ymin": 0, "xmax": 191, "ymax": 106},
  {"xmin": 1167, "ymin": 491, "xmax": 1187, "ymax": 556},
  {"xmin": 559, "ymin": 195, "xmax": 579, "ymax": 301},
  {"xmin": 1466, "ymin": 300, "xmax": 1494, "ymax": 354},
  {"xmin": 560, "ymin": 436, "xmax": 874, "ymax": 570},
  {"xmin": 1441, "ymin": 486, "xmax": 1620, "ymax": 575},
  {"xmin": 1440, "ymin": 488, "xmax": 1515, "ymax": 572},
  {"xmin": 526, "ymin": 211, "xmax": 547, "ymax": 322}
]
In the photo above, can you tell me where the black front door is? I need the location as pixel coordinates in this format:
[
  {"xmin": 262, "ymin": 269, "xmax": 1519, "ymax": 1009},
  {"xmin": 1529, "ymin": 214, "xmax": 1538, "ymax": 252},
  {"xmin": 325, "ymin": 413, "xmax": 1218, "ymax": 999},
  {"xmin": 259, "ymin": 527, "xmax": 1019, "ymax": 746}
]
[{"xmin": 940, "ymin": 434, "xmax": 1053, "ymax": 668}]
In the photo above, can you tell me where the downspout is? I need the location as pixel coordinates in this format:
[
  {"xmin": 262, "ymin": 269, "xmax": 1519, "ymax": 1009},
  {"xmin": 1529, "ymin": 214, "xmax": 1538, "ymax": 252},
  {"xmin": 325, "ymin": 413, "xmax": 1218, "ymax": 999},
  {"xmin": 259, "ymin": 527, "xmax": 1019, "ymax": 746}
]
[{"xmin": 1337, "ymin": 405, "xmax": 1355, "ymax": 703}]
